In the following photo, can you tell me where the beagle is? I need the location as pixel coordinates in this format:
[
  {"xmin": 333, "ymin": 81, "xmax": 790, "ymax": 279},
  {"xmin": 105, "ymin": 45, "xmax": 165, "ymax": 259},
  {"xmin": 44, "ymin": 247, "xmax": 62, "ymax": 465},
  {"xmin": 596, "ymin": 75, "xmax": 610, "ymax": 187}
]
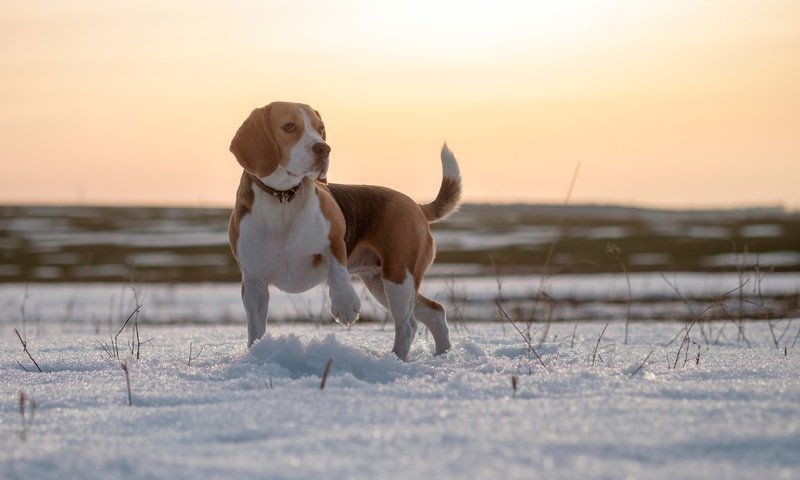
[{"xmin": 228, "ymin": 101, "xmax": 461, "ymax": 360}]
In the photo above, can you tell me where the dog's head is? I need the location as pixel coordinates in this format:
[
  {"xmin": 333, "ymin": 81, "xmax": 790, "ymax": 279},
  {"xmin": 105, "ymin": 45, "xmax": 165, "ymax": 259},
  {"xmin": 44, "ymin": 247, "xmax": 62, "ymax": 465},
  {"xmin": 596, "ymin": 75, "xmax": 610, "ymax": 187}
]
[{"xmin": 230, "ymin": 102, "xmax": 329, "ymax": 182}]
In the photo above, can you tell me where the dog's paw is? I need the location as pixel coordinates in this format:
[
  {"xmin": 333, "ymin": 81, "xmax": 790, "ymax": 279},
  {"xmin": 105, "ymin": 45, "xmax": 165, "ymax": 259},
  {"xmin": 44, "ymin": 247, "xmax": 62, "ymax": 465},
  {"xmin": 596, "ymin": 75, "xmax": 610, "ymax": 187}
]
[{"xmin": 330, "ymin": 285, "xmax": 361, "ymax": 326}]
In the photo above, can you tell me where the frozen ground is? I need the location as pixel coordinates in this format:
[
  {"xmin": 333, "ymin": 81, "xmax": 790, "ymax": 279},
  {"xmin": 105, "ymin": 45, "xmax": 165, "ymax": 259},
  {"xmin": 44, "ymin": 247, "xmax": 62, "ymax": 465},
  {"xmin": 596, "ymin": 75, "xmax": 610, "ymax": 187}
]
[
  {"xmin": 3, "ymin": 204, "xmax": 799, "ymax": 283},
  {"xmin": 2, "ymin": 320, "xmax": 799, "ymax": 480},
  {"xmin": 1, "ymin": 272, "xmax": 799, "ymax": 327}
]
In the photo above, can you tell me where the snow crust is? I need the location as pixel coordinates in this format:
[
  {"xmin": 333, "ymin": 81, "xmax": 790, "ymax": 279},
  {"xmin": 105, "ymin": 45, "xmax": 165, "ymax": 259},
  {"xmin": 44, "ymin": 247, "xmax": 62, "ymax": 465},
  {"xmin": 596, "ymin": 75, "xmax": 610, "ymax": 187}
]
[{"xmin": 2, "ymin": 322, "xmax": 799, "ymax": 480}]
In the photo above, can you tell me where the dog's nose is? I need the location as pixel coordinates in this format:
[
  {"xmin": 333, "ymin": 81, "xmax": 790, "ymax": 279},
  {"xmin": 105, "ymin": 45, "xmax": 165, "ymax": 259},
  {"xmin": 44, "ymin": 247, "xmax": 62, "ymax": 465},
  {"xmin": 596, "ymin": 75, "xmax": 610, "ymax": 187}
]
[{"xmin": 312, "ymin": 142, "xmax": 331, "ymax": 158}]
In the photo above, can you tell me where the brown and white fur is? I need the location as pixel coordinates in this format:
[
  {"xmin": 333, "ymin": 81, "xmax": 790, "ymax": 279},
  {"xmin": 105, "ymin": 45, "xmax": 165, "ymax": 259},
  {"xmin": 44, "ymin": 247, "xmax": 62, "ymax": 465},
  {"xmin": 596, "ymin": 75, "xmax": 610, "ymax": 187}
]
[{"xmin": 228, "ymin": 101, "xmax": 461, "ymax": 360}]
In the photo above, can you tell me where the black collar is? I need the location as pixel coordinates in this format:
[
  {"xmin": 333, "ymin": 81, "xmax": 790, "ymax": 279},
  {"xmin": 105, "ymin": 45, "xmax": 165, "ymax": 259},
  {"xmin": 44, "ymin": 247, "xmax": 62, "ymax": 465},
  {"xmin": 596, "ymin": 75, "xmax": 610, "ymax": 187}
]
[{"xmin": 251, "ymin": 175, "xmax": 302, "ymax": 203}]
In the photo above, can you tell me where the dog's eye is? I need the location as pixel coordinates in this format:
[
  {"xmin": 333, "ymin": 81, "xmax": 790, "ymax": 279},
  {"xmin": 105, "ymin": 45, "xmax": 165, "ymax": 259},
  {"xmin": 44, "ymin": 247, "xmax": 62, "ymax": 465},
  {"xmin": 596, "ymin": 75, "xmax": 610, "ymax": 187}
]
[
  {"xmin": 281, "ymin": 123, "xmax": 297, "ymax": 133},
  {"xmin": 318, "ymin": 126, "xmax": 325, "ymax": 135}
]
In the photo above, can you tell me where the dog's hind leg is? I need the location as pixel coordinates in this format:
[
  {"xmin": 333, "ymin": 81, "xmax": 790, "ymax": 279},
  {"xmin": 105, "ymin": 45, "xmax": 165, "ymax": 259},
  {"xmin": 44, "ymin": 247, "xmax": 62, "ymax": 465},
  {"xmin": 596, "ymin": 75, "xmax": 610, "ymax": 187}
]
[
  {"xmin": 362, "ymin": 272, "xmax": 450, "ymax": 356},
  {"xmin": 414, "ymin": 294, "xmax": 451, "ymax": 355},
  {"xmin": 358, "ymin": 273, "xmax": 389, "ymax": 308},
  {"xmin": 383, "ymin": 272, "xmax": 418, "ymax": 361},
  {"xmin": 242, "ymin": 279, "xmax": 269, "ymax": 347}
]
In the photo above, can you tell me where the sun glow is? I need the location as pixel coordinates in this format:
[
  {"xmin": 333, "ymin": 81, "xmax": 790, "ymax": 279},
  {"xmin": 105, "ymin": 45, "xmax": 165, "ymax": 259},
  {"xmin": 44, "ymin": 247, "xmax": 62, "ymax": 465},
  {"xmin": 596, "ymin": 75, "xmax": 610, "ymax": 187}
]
[
  {"xmin": 282, "ymin": 2, "xmax": 670, "ymax": 65},
  {"xmin": 1, "ymin": 1, "xmax": 799, "ymax": 208}
]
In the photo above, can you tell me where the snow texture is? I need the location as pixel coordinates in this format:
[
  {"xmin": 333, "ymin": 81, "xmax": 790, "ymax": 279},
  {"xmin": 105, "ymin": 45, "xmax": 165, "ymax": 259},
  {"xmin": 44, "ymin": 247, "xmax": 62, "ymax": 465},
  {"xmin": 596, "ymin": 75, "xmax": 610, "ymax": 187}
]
[
  {"xmin": 2, "ymin": 321, "xmax": 799, "ymax": 480},
  {"xmin": 1, "ymin": 272, "xmax": 798, "ymax": 326}
]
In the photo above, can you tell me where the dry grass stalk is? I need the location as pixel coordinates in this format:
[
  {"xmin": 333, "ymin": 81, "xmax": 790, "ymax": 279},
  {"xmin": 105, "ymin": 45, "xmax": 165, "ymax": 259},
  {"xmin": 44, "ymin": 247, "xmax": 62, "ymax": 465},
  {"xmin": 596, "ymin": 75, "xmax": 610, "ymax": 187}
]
[
  {"xmin": 511, "ymin": 375, "xmax": 518, "ymax": 398},
  {"xmin": 99, "ymin": 303, "xmax": 141, "ymax": 359},
  {"xmin": 527, "ymin": 163, "xmax": 581, "ymax": 336},
  {"xmin": 99, "ymin": 288, "xmax": 152, "ymax": 360},
  {"xmin": 495, "ymin": 300, "xmax": 548, "ymax": 372},
  {"xmin": 734, "ymin": 243, "xmax": 746, "ymax": 336},
  {"xmin": 662, "ymin": 274, "xmax": 749, "ymax": 350},
  {"xmin": 19, "ymin": 285, "xmax": 30, "ymax": 339},
  {"xmin": 591, "ymin": 323, "xmax": 609, "ymax": 366},
  {"xmin": 537, "ymin": 293, "xmax": 555, "ymax": 348},
  {"xmin": 13, "ymin": 328, "xmax": 42, "ymax": 373},
  {"xmin": 768, "ymin": 319, "xmax": 793, "ymax": 350},
  {"xmin": 731, "ymin": 244, "xmax": 773, "ymax": 345},
  {"xmin": 570, "ymin": 324, "xmax": 577, "ymax": 349},
  {"xmin": 444, "ymin": 274, "xmax": 469, "ymax": 332},
  {"xmin": 187, "ymin": 342, "xmax": 204, "ymax": 366},
  {"xmin": 18, "ymin": 390, "xmax": 35, "ymax": 441},
  {"xmin": 777, "ymin": 320, "xmax": 793, "ymax": 345},
  {"xmin": 320, "ymin": 358, "xmax": 333, "ymax": 390},
  {"xmin": 767, "ymin": 319, "xmax": 779, "ymax": 349},
  {"xmin": 674, "ymin": 324, "xmax": 705, "ymax": 369},
  {"xmin": 630, "ymin": 349, "xmax": 654, "ymax": 377},
  {"xmin": 121, "ymin": 360, "xmax": 132, "ymax": 406},
  {"xmin": 606, "ymin": 243, "xmax": 632, "ymax": 345}
]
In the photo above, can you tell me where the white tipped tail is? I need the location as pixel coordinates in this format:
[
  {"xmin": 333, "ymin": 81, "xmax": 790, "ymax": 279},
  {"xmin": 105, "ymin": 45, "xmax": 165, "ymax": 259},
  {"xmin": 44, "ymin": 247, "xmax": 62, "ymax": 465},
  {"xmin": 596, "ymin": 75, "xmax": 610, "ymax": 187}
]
[
  {"xmin": 421, "ymin": 143, "xmax": 462, "ymax": 223},
  {"xmin": 441, "ymin": 142, "xmax": 461, "ymax": 181}
]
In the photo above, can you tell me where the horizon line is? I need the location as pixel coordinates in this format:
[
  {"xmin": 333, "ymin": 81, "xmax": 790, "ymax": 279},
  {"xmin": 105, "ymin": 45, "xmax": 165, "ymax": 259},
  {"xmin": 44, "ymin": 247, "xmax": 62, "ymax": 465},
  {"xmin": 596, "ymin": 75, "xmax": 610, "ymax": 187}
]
[{"xmin": 0, "ymin": 200, "xmax": 794, "ymax": 215}]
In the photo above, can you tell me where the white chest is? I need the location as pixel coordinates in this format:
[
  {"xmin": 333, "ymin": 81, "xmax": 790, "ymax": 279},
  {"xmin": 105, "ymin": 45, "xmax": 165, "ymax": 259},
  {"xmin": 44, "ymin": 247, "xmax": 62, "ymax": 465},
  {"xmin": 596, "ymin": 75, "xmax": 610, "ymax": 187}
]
[{"xmin": 236, "ymin": 190, "xmax": 331, "ymax": 293}]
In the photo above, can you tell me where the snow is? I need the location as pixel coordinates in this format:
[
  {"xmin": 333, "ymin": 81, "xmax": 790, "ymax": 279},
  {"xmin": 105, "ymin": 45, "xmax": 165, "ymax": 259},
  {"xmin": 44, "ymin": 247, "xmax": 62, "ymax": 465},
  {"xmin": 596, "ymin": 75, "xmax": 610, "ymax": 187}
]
[
  {"xmin": 1, "ymin": 274, "xmax": 798, "ymax": 478},
  {"xmin": 740, "ymin": 224, "xmax": 783, "ymax": 238},
  {"xmin": 685, "ymin": 225, "xmax": 731, "ymax": 239},
  {"xmin": 1, "ymin": 272, "xmax": 798, "ymax": 327},
  {"xmin": 702, "ymin": 252, "xmax": 800, "ymax": 268},
  {"xmin": 127, "ymin": 252, "xmax": 231, "ymax": 267},
  {"xmin": 2, "ymin": 321, "xmax": 799, "ymax": 479},
  {"xmin": 26, "ymin": 231, "xmax": 228, "ymax": 249},
  {"xmin": 433, "ymin": 226, "xmax": 557, "ymax": 250},
  {"xmin": 570, "ymin": 225, "xmax": 632, "ymax": 239}
]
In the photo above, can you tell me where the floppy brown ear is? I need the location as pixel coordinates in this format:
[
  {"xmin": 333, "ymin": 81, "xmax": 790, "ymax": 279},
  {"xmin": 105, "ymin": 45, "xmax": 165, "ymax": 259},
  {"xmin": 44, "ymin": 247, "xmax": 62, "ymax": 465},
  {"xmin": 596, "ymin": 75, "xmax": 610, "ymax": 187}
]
[
  {"xmin": 312, "ymin": 109, "xmax": 328, "ymax": 182},
  {"xmin": 229, "ymin": 105, "xmax": 280, "ymax": 177}
]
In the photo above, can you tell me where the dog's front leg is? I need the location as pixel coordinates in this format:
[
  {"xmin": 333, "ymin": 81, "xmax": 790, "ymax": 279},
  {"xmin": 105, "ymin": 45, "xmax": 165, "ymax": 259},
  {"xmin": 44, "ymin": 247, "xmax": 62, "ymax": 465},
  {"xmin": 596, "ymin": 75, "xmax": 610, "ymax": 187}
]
[
  {"xmin": 324, "ymin": 243, "xmax": 360, "ymax": 326},
  {"xmin": 242, "ymin": 279, "xmax": 269, "ymax": 346}
]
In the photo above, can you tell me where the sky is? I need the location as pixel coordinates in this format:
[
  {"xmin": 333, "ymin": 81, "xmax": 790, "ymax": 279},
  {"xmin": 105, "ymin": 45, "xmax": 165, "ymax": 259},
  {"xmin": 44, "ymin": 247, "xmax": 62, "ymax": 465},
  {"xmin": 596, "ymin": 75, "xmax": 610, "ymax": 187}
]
[{"xmin": 1, "ymin": 1, "xmax": 798, "ymax": 209}]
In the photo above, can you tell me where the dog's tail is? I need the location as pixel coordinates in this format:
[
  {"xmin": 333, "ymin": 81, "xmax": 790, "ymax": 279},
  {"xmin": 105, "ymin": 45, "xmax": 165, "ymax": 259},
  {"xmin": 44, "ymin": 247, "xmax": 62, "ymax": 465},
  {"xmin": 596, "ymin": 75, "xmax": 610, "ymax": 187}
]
[{"xmin": 420, "ymin": 143, "xmax": 462, "ymax": 223}]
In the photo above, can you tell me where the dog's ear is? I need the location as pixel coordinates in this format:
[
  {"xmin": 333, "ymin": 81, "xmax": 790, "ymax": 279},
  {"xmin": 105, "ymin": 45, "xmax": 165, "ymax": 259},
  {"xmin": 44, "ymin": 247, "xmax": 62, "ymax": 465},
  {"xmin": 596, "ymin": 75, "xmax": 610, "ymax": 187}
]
[
  {"xmin": 230, "ymin": 105, "xmax": 280, "ymax": 177},
  {"xmin": 313, "ymin": 109, "xmax": 328, "ymax": 182}
]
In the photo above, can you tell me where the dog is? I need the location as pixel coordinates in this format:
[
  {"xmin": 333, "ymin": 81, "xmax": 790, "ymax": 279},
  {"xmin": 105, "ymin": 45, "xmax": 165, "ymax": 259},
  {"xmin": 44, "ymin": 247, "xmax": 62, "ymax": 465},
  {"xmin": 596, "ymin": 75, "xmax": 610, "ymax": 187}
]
[{"xmin": 228, "ymin": 101, "xmax": 461, "ymax": 360}]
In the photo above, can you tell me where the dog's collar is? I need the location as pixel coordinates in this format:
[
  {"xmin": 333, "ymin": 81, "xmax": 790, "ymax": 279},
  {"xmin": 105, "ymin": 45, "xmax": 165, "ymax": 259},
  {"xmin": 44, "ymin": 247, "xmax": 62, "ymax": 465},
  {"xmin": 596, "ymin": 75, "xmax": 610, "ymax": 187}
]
[{"xmin": 251, "ymin": 175, "xmax": 302, "ymax": 203}]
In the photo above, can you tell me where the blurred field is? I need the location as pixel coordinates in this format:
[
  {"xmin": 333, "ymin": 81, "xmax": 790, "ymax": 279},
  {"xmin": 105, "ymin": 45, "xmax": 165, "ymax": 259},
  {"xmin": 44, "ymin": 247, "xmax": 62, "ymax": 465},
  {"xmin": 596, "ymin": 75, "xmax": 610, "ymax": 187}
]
[{"xmin": 1, "ymin": 204, "xmax": 798, "ymax": 283}]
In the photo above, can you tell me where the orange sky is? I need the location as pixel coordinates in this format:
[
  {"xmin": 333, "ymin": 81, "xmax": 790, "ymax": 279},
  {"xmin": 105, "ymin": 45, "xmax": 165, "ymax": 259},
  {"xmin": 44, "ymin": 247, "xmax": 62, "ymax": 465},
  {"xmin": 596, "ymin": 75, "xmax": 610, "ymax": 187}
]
[{"xmin": 1, "ymin": 1, "xmax": 798, "ymax": 209}]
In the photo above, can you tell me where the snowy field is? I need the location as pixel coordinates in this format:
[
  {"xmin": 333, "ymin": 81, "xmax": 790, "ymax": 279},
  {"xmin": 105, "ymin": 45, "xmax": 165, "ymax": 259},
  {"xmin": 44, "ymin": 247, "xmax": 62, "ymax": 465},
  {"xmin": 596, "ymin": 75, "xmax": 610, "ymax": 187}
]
[
  {"xmin": 3, "ymin": 316, "xmax": 800, "ymax": 478},
  {"xmin": 2, "ymin": 272, "xmax": 799, "ymax": 328},
  {"xmin": 2, "ymin": 274, "xmax": 799, "ymax": 479},
  {"xmin": 0, "ymin": 273, "xmax": 800, "ymax": 480}
]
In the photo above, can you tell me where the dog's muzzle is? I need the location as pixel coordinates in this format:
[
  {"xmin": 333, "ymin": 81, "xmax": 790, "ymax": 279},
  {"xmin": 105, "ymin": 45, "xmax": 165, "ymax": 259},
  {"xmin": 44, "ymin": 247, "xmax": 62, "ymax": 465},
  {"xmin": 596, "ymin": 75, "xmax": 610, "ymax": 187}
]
[{"xmin": 312, "ymin": 142, "xmax": 331, "ymax": 160}]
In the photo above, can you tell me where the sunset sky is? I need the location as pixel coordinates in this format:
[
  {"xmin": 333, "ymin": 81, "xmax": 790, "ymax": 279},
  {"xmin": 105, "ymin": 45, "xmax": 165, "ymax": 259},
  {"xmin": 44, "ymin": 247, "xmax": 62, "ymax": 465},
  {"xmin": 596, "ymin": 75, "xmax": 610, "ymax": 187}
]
[{"xmin": 1, "ymin": 1, "xmax": 798, "ymax": 209}]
